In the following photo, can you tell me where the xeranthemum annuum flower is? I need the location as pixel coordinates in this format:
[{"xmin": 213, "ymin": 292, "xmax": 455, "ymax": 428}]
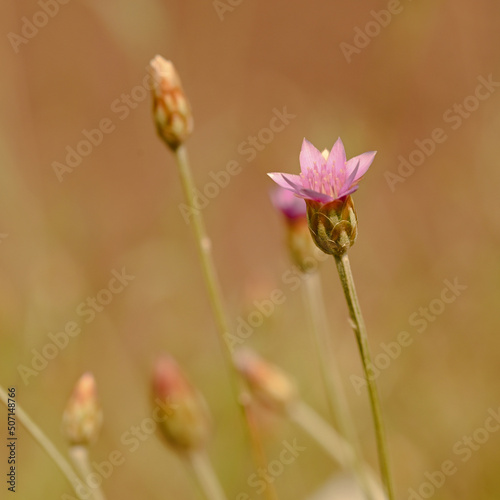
[
  {"xmin": 268, "ymin": 137, "xmax": 376, "ymax": 203},
  {"xmin": 268, "ymin": 138, "xmax": 376, "ymax": 256}
]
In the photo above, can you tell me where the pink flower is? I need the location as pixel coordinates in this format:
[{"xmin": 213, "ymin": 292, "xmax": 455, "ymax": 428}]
[
  {"xmin": 270, "ymin": 186, "xmax": 306, "ymax": 221},
  {"xmin": 268, "ymin": 138, "xmax": 376, "ymax": 203}
]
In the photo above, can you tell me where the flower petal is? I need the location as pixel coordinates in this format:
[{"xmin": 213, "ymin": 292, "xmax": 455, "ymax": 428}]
[
  {"xmin": 345, "ymin": 159, "xmax": 360, "ymax": 188},
  {"xmin": 267, "ymin": 173, "xmax": 303, "ymax": 193},
  {"xmin": 338, "ymin": 183, "xmax": 360, "ymax": 198},
  {"xmin": 346, "ymin": 151, "xmax": 376, "ymax": 181},
  {"xmin": 299, "ymin": 138, "xmax": 325, "ymax": 176},
  {"xmin": 326, "ymin": 137, "xmax": 347, "ymax": 176},
  {"xmin": 269, "ymin": 173, "xmax": 334, "ymax": 203},
  {"xmin": 298, "ymin": 188, "xmax": 335, "ymax": 203}
]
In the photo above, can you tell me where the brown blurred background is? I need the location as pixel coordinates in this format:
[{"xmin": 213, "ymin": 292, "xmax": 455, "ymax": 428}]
[{"xmin": 1, "ymin": 0, "xmax": 500, "ymax": 498}]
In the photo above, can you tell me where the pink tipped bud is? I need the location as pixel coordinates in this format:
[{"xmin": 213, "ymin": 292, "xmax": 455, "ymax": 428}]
[
  {"xmin": 270, "ymin": 187, "xmax": 307, "ymax": 222},
  {"xmin": 149, "ymin": 55, "xmax": 193, "ymax": 150},
  {"xmin": 152, "ymin": 355, "xmax": 211, "ymax": 452},
  {"xmin": 62, "ymin": 373, "xmax": 102, "ymax": 446},
  {"xmin": 270, "ymin": 187, "xmax": 318, "ymax": 272},
  {"xmin": 234, "ymin": 349, "xmax": 297, "ymax": 413}
]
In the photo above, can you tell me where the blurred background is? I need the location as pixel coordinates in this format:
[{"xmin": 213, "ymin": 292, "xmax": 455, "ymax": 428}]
[{"xmin": 1, "ymin": 0, "xmax": 500, "ymax": 498}]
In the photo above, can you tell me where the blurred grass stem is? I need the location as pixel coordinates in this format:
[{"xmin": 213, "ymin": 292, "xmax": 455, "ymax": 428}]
[
  {"xmin": 69, "ymin": 446, "xmax": 107, "ymax": 500},
  {"xmin": 188, "ymin": 451, "xmax": 228, "ymax": 500},
  {"xmin": 288, "ymin": 401, "xmax": 384, "ymax": 499},
  {"xmin": 288, "ymin": 400, "xmax": 352, "ymax": 464},
  {"xmin": 302, "ymin": 272, "xmax": 378, "ymax": 500},
  {"xmin": 0, "ymin": 384, "xmax": 87, "ymax": 499},
  {"xmin": 334, "ymin": 253, "xmax": 394, "ymax": 500}
]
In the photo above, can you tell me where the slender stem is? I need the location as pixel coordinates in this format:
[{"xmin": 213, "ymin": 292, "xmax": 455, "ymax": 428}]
[
  {"xmin": 172, "ymin": 145, "xmax": 278, "ymax": 500},
  {"xmin": 69, "ymin": 446, "xmax": 106, "ymax": 500},
  {"xmin": 0, "ymin": 384, "xmax": 87, "ymax": 499},
  {"xmin": 288, "ymin": 401, "xmax": 385, "ymax": 500},
  {"xmin": 188, "ymin": 450, "xmax": 228, "ymax": 500},
  {"xmin": 334, "ymin": 253, "xmax": 394, "ymax": 500},
  {"xmin": 302, "ymin": 272, "xmax": 378, "ymax": 500},
  {"xmin": 239, "ymin": 392, "xmax": 279, "ymax": 500},
  {"xmin": 301, "ymin": 272, "xmax": 355, "ymax": 434},
  {"xmin": 174, "ymin": 145, "xmax": 233, "ymax": 368},
  {"xmin": 288, "ymin": 400, "xmax": 351, "ymax": 464}
]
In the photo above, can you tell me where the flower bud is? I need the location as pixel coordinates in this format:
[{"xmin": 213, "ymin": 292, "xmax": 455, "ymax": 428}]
[
  {"xmin": 149, "ymin": 55, "xmax": 193, "ymax": 150},
  {"xmin": 234, "ymin": 349, "xmax": 297, "ymax": 413},
  {"xmin": 271, "ymin": 187, "xmax": 317, "ymax": 273},
  {"xmin": 152, "ymin": 355, "xmax": 211, "ymax": 452},
  {"xmin": 306, "ymin": 195, "xmax": 358, "ymax": 257},
  {"xmin": 62, "ymin": 373, "xmax": 102, "ymax": 446},
  {"xmin": 286, "ymin": 218, "xmax": 319, "ymax": 273}
]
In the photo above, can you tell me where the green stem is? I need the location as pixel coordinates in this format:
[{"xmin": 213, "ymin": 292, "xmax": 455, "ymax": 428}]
[
  {"xmin": 188, "ymin": 450, "xmax": 228, "ymax": 500},
  {"xmin": 334, "ymin": 253, "xmax": 394, "ymax": 500},
  {"xmin": 174, "ymin": 145, "xmax": 233, "ymax": 367},
  {"xmin": 302, "ymin": 272, "xmax": 378, "ymax": 500},
  {"xmin": 0, "ymin": 384, "xmax": 87, "ymax": 499},
  {"xmin": 69, "ymin": 446, "xmax": 106, "ymax": 500},
  {"xmin": 288, "ymin": 401, "xmax": 385, "ymax": 499},
  {"xmin": 172, "ymin": 145, "xmax": 278, "ymax": 500}
]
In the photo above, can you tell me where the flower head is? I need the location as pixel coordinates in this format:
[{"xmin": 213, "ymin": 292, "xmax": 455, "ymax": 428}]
[
  {"xmin": 268, "ymin": 138, "xmax": 376, "ymax": 203},
  {"xmin": 268, "ymin": 138, "xmax": 376, "ymax": 257}
]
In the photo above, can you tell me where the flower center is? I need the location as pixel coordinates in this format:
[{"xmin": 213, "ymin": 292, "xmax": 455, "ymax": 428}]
[{"xmin": 301, "ymin": 161, "xmax": 345, "ymax": 199}]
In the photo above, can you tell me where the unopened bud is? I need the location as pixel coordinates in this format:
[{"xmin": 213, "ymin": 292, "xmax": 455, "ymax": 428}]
[
  {"xmin": 271, "ymin": 187, "xmax": 317, "ymax": 272},
  {"xmin": 306, "ymin": 195, "xmax": 358, "ymax": 257},
  {"xmin": 62, "ymin": 373, "xmax": 102, "ymax": 446},
  {"xmin": 149, "ymin": 55, "xmax": 193, "ymax": 150},
  {"xmin": 152, "ymin": 355, "xmax": 211, "ymax": 452},
  {"xmin": 234, "ymin": 349, "xmax": 297, "ymax": 413}
]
